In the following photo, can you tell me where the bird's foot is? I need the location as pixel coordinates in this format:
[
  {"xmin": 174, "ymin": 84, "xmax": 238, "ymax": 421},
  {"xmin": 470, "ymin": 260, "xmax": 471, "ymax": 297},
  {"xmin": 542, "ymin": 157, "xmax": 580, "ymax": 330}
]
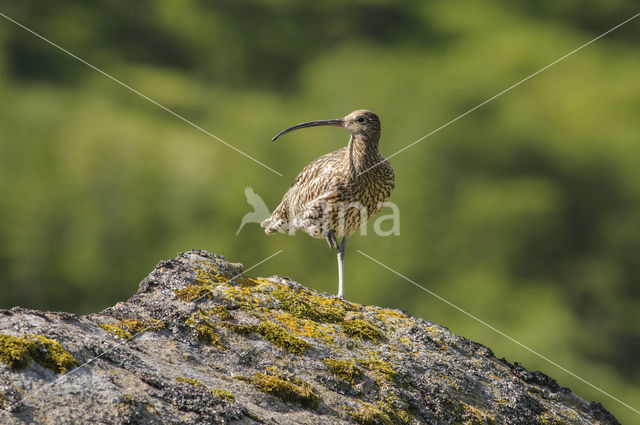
[{"xmin": 325, "ymin": 230, "xmax": 338, "ymax": 251}]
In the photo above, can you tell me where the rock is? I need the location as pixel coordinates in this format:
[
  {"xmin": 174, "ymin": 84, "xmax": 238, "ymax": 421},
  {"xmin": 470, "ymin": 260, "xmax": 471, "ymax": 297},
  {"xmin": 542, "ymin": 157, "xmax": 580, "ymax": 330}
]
[{"xmin": 0, "ymin": 249, "xmax": 620, "ymax": 424}]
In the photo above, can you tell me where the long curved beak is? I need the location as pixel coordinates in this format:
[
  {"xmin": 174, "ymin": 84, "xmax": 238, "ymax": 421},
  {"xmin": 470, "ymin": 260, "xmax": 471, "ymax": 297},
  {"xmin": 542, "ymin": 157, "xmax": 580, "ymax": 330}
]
[{"xmin": 272, "ymin": 118, "xmax": 345, "ymax": 141}]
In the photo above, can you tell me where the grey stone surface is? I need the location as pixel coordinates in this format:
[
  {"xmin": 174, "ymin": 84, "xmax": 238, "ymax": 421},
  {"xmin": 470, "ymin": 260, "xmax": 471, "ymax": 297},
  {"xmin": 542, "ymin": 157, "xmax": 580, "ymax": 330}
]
[{"xmin": 0, "ymin": 249, "xmax": 620, "ymax": 424}]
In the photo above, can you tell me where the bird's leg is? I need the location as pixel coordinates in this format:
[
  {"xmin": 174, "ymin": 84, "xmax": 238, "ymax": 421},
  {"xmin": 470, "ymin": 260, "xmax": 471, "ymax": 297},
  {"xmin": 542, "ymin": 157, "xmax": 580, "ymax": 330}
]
[
  {"xmin": 325, "ymin": 230, "xmax": 338, "ymax": 251},
  {"xmin": 336, "ymin": 236, "xmax": 348, "ymax": 299}
]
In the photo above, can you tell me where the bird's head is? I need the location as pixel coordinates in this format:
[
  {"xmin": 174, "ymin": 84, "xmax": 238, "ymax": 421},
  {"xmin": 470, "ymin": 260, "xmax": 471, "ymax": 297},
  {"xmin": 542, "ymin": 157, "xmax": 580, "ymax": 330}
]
[
  {"xmin": 343, "ymin": 109, "xmax": 381, "ymax": 141},
  {"xmin": 272, "ymin": 109, "xmax": 381, "ymax": 143}
]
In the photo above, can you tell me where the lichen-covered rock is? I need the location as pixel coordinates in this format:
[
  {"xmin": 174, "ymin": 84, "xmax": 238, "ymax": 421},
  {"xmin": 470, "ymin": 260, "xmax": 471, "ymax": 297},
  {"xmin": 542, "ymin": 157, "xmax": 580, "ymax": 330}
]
[{"xmin": 0, "ymin": 249, "xmax": 620, "ymax": 424}]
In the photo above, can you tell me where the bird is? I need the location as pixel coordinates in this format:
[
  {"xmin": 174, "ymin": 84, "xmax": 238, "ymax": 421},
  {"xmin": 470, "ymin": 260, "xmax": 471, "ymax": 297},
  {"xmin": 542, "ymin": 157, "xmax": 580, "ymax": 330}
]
[
  {"xmin": 236, "ymin": 186, "xmax": 271, "ymax": 236},
  {"xmin": 261, "ymin": 109, "xmax": 394, "ymax": 299}
]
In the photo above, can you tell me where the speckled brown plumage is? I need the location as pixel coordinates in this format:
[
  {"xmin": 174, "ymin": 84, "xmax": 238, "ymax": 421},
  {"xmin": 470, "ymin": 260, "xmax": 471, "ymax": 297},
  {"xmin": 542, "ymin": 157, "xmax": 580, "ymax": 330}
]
[{"xmin": 261, "ymin": 110, "xmax": 394, "ymax": 299}]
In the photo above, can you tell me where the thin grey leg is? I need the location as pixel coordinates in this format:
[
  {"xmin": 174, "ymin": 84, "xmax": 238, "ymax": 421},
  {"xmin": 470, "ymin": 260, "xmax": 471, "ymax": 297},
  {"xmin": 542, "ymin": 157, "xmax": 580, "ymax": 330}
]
[{"xmin": 336, "ymin": 236, "xmax": 348, "ymax": 299}]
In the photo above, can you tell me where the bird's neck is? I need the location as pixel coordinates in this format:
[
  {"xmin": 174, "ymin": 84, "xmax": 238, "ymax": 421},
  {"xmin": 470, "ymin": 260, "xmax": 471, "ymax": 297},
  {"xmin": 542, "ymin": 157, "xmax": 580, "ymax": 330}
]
[{"xmin": 347, "ymin": 134, "xmax": 379, "ymax": 174}]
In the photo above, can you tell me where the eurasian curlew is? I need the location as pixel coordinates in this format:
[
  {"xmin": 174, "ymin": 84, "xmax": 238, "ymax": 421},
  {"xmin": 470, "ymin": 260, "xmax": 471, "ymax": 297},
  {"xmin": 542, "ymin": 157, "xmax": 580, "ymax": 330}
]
[{"xmin": 261, "ymin": 109, "xmax": 394, "ymax": 299}]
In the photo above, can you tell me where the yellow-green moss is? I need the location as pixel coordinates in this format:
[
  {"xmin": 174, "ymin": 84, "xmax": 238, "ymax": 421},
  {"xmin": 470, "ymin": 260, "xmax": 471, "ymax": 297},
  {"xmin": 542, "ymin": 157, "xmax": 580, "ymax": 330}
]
[
  {"xmin": 210, "ymin": 388, "xmax": 235, "ymax": 401},
  {"xmin": 426, "ymin": 325, "xmax": 450, "ymax": 350},
  {"xmin": 274, "ymin": 312, "xmax": 335, "ymax": 344},
  {"xmin": 323, "ymin": 358, "xmax": 360, "ymax": 384},
  {"xmin": 194, "ymin": 265, "xmax": 229, "ymax": 286},
  {"xmin": 231, "ymin": 276, "xmax": 260, "ymax": 287},
  {"xmin": 0, "ymin": 333, "xmax": 35, "ymax": 370},
  {"xmin": 244, "ymin": 410, "xmax": 265, "ymax": 423},
  {"xmin": 223, "ymin": 285, "xmax": 266, "ymax": 310},
  {"xmin": 272, "ymin": 287, "xmax": 345, "ymax": 323},
  {"xmin": 220, "ymin": 322, "xmax": 255, "ymax": 334},
  {"xmin": 31, "ymin": 335, "xmax": 79, "ymax": 373},
  {"xmin": 378, "ymin": 394, "xmax": 413, "ymax": 425},
  {"xmin": 458, "ymin": 402, "xmax": 497, "ymax": 425},
  {"xmin": 0, "ymin": 333, "xmax": 77, "ymax": 373},
  {"xmin": 121, "ymin": 318, "xmax": 165, "ymax": 333},
  {"xmin": 360, "ymin": 357, "xmax": 397, "ymax": 383},
  {"xmin": 349, "ymin": 402, "xmax": 392, "ymax": 425},
  {"xmin": 220, "ymin": 319, "xmax": 309, "ymax": 354},
  {"xmin": 342, "ymin": 319, "xmax": 383, "ymax": 341},
  {"xmin": 99, "ymin": 323, "xmax": 132, "ymax": 339},
  {"xmin": 194, "ymin": 323, "xmax": 225, "ymax": 349},
  {"xmin": 185, "ymin": 310, "xmax": 225, "ymax": 349},
  {"xmin": 375, "ymin": 308, "xmax": 408, "ymax": 321},
  {"xmin": 256, "ymin": 321, "xmax": 309, "ymax": 355},
  {"xmin": 174, "ymin": 284, "xmax": 215, "ymax": 302},
  {"xmin": 175, "ymin": 377, "xmax": 200, "ymax": 386},
  {"xmin": 100, "ymin": 318, "xmax": 165, "ymax": 339},
  {"xmin": 119, "ymin": 319, "xmax": 147, "ymax": 334},
  {"xmin": 205, "ymin": 305, "xmax": 232, "ymax": 320},
  {"xmin": 251, "ymin": 372, "xmax": 318, "ymax": 408},
  {"xmin": 540, "ymin": 411, "xmax": 568, "ymax": 425}
]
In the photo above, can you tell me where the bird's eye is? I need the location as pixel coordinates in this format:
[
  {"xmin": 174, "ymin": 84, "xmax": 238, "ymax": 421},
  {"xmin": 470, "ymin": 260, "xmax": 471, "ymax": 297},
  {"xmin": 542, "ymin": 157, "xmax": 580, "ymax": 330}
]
[{"xmin": 357, "ymin": 117, "xmax": 365, "ymax": 123}]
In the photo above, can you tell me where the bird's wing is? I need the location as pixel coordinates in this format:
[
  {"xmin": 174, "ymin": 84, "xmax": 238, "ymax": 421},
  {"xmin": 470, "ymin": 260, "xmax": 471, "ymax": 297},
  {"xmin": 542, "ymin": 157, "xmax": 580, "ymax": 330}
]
[
  {"xmin": 281, "ymin": 149, "xmax": 346, "ymax": 216},
  {"xmin": 263, "ymin": 147, "xmax": 347, "ymax": 235},
  {"xmin": 287, "ymin": 150, "xmax": 343, "ymax": 188}
]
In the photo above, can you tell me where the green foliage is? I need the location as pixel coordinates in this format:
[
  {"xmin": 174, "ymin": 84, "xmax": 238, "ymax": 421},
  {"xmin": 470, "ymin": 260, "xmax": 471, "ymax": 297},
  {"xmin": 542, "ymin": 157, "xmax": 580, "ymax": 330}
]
[
  {"xmin": 1, "ymin": 0, "xmax": 435, "ymax": 90},
  {"xmin": 0, "ymin": 1, "xmax": 639, "ymax": 422}
]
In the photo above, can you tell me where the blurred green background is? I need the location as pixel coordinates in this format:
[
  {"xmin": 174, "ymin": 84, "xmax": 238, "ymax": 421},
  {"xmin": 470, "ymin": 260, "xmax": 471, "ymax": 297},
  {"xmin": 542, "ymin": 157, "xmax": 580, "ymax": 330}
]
[{"xmin": 1, "ymin": 0, "xmax": 639, "ymax": 421}]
